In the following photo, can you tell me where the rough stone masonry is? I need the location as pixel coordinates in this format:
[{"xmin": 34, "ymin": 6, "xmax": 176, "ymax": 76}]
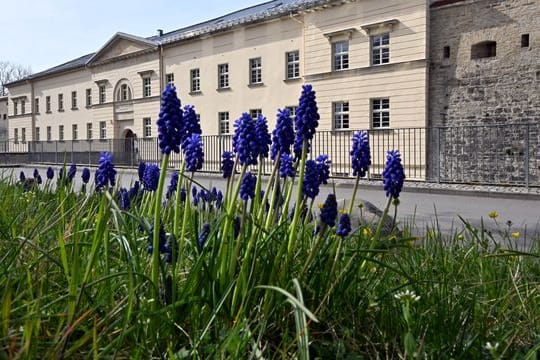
[{"xmin": 428, "ymin": 0, "xmax": 540, "ymax": 185}]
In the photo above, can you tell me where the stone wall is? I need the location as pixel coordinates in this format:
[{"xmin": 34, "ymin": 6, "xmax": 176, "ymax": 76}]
[{"xmin": 428, "ymin": 0, "xmax": 540, "ymax": 184}]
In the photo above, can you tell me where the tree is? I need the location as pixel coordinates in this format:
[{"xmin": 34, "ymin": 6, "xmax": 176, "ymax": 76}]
[{"xmin": 0, "ymin": 61, "xmax": 32, "ymax": 96}]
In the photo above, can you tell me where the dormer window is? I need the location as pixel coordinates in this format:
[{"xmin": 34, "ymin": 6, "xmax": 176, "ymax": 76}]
[{"xmin": 471, "ymin": 41, "xmax": 496, "ymax": 59}]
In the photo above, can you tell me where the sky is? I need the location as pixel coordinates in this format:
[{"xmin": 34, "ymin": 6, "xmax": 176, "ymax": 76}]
[{"xmin": 3, "ymin": 0, "xmax": 265, "ymax": 73}]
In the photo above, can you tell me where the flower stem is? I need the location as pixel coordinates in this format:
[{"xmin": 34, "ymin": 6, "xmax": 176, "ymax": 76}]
[
  {"xmin": 288, "ymin": 141, "xmax": 308, "ymax": 256},
  {"xmin": 348, "ymin": 176, "xmax": 360, "ymax": 217},
  {"xmin": 151, "ymin": 153, "xmax": 169, "ymax": 309}
]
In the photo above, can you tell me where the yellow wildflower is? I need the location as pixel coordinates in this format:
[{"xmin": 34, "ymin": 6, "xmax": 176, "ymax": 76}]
[
  {"xmin": 488, "ymin": 211, "xmax": 499, "ymax": 219},
  {"xmin": 362, "ymin": 227, "xmax": 373, "ymax": 238},
  {"xmin": 511, "ymin": 232, "xmax": 520, "ymax": 239}
]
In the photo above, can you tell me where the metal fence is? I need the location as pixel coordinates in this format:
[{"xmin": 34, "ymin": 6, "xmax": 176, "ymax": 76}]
[{"xmin": 1, "ymin": 124, "xmax": 539, "ymax": 187}]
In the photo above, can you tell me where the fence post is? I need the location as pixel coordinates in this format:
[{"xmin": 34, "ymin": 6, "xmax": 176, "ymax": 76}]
[
  {"xmin": 437, "ymin": 127, "xmax": 441, "ymax": 183},
  {"xmin": 525, "ymin": 123, "xmax": 530, "ymax": 189},
  {"xmin": 55, "ymin": 141, "xmax": 58, "ymax": 164}
]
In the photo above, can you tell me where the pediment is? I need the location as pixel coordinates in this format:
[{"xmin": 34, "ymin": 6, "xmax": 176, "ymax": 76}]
[{"xmin": 87, "ymin": 33, "xmax": 157, "ymax": 65}]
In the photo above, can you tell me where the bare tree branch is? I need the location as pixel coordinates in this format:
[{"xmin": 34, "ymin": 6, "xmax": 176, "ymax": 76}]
[{"xmin": 0, "ymin": 61, "xmax": 32, "ymax": 96}]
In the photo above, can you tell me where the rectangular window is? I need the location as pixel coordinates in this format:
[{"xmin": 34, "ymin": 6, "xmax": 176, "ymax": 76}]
[
  {"xmin": 190, "ymin": 68, "xmax": 200, "ymax": 92},
  {"xmin": 21, "ymin": 128, "xmax": 26, "ymax": 142},
  {"xmin": 14, "ymin": 128, "xmax": 18, "ymax": 143},
  {"xmin": 58, "ymin": 94, "xmax": 64, "ymax": 111},
  {"xmin": 13, "ymin": 100, "xmax": 18, "ymax": 116},
  {"xmin": 219, "ymin": 112, "xmax": 230, "ymax": 134},
  {"xmin": 21, "ymin": 100, "xmax": 25, "ymax": 114},
  {"xmin": 143, "ymin": 77, "xmax": 152, "ymax": 97},
  {"xmin": 443, "ymin": 46, "xmax": 450, "ymax": 59},
  {"xmin": 35, "ymin": 127, "xmax": 40, "ymax": 142},
  {"xmin": 59, "ymin": 125, "xmax": 64, "ymax": 141},
  {"xmin": 285, "ymin": 106, "xmax": 297, "ymax": 118},
  {"xmin": 99, "ymin": 121, "xmax": 106, "ymax": 139},
  {"xmin": 333, "ymin": 101, "xmax": 350, "ymax": 130},
  {"xmin": 166, "ymin": 73, "xmax": 175, "ymax": 86},
  {"xmin": 86, "ymin": 88, "xmax": 92, "ymax": 107},
  {"xmin": 249, "ymin": 57, "xmax": 262, "ymax": 84},
  {"xmin": 372, "ymin": 98, "xmax": 390, "ymax": 129},
  {"xmin": 86, "ymin": 123, "xmax": 93, "ymax": 140},
  {"xmin": 521, "ymin": 34, "xmax": 530, "ymax": 48},
  {"xmin": 46, "ymin": 96, "xmax": 51, "ymax": 113},
  {"xmin": 143, "ymin": 117, "xmax": 152, "ymax": 137},
  {"xmin": 249, "ymin": 108, "xmax": 262, "ymax": 120},
  {"xmin": 71, "ymin": 91, "xmax": 77, "ymax": 109},
  {"xmin": 333, "ymin": 41, "xmax": 349, "ymax": 71},
  {"xmin": 372, "ymin": 33, "xmax": 390, "ymax": 65},
  {"xmin": 47, "ymin": 126, "xmax": 52, "ymax": 141},
  {"xmin": 35, "ymin": 98, "xmax": 39, "ymax": 113},
  {"xmin": 286, "ymin": 50, "xmax": 300, "ymax": 79},
  {"xmin": 72, "ymin": 124, "xmax": 78, "ymax": 140},
  {"xmin": 99, "ymin": 85, "xmax": 106, "ymax": 104},
  {"xmin": 218, "ymin": 64, "xmax": 229, "ymax": 89}
]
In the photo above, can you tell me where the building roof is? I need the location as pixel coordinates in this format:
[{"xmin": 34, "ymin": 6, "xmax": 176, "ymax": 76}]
[{"xmin": 7, "ymin": 0, "xmax": 335, "ymax": 87}]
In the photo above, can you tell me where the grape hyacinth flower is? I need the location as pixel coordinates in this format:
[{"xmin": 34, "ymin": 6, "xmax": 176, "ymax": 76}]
[
  {"xmin": 302, "ymin": 159, "xmax": 320, "ymax": 199},
  {"xmin": 320, "ymin": 194, "xmax": 338, "ymax": 227},
  {"xmin": 240, "ymin": 172, "xmax": 256, "ymax": 201},
  {"xmin": 138, "ymin": 161, "xmax": 146, "ymax": 182},
  {"xmin": 271, "ymin": 108, "xmax": 295, "ymax": 161},
  {"xmin": 81, "ymin": 167, "xmax": 91, "ymax": 184},
  {"xmin": 128, "ymin": 181, "xmax": 140, "ymax": 201},
  {"xmin": 350, "ymin": 131, "xmax": 371, "ymax": 178},
  {"xmin": 294, "ymin": 84, "xmax": 320, "ymax": 158},
  {"xmin": 180, "ymin": 187, "xmax": 186, "ymax": 202},
  {"xmin": 156, "ymin": 84, "xmax": 183, "ymax": 155},
  {"xmin": 95, "ymin": 152, "xmax": 116, "ymax": 190},
  {"xmin": 232, "ymin": 113, "xmax": 259, "ymax": 166},
  {"xmin": 36, "ymin": 175, "xmax": 42, "ymax": 185},
  {"xmin": 336, "ymin": 213, "xmax": 351, "ymax": 237},
  {"xmin": 255, "ymin": 114, "xmax": 271, "ymax": 159},
  {"xmin": 33, "ymin": 169, "xmax": 39, "ymax": 179},
  {"xmin": 19, "ymin": 171, "xmax": 26, "ymax": 182},
  {"xmin": 382, "ymin": 150, "xmax": 405, "ymax": 199},
  {"xmin": 221, "ymin": 151, "xmax": 234, "ymax": 178},
  {"xmin": 181, "ymin": 105, "xmax": 202, "ymax": 151},
  {"xmin": 67, "ymin": 163, "xmax": 77, "ymax": 183},
  {"xmin": 147, "ymin": 223, "xmax": 169, "ymax": 255},
  {"xmin": 119, "ymin": 188, "xmax": 130, "ymax": 210},
  {"xmin": 184, "ymin": 134, "xmax": 204, "ymax": 172},
  {"xmin": 316, "ymin": 154, "xmax": 331, "ymax": 185},
  {"xmin": 279, "ymin": 153, "xmax": 295, "ymax": 178},
  {"xmin": 142, "ymin": 163, "xmax": 160, "ymax": 192},
  {"xmin": 46, "ymin": 167, "xmax": 54, "ymax": 180},
  {"xmin": 192, "ymin": 185, "xmax": 197, "ymax": 199},
  {"xmin": 166, "ymin": 171, "xmax": 179, "ymax": 199},
  {"xmin": 198, "ymin": 223, "xmax": 211, "ymax": 249}
]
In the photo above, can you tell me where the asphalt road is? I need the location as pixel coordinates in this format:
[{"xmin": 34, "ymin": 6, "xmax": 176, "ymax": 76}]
[{"xmin": 3, "ymin": 165, "xmax": 540, "ymax": 248}]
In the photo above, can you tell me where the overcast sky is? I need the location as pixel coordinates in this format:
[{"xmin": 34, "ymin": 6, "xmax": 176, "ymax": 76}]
[{"xmin": 3, "ymin": 0, "xmax": 264, "ymax": 73}]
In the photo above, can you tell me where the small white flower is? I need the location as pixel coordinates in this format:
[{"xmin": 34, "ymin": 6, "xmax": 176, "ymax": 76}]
[
  {"xmin": 394, "ymin": 289, "xmax": 421, "ymax": 302},
  {"xmin": 485, "ymin": 342, "xmax": 499, "ymax": 351}
]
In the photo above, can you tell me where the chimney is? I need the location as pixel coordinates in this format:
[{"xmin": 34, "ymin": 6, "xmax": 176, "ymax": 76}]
[{"xmin": 157, "ymin": 29, "xmax": 163, "ymax": 37}]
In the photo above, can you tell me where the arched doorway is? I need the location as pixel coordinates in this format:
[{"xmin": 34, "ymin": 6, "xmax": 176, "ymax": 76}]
[{"xmin": 123, "ymin": 129, "xmax": 136, "ymax": 165}]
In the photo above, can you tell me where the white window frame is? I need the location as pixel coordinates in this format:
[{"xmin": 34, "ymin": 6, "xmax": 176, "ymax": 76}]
[
  {"xmin": 371, "ymin": 98, "xmax": 390, "ymax": 129},
  {"xmin": 371, "ymin": 33, "xmax": 390, "ymax": 65},
  {"xmin": 249, "ymin": 108, "xmax": 262, "ymax": 120},
  {"xmin": 333, "ymin": 101, "xmax": 350, "ymax": 130},
  {"xmin": 58, "ymin": 94, "xmax": 64, "ymax": 111},
  {"xmin": 286, "ymin": 50, "xmax": 300, "ymax": 79},
  {"xmin": 143, "ymin": 117, "xmax": 152, "ymax": 137},
  {"xmin": 249, "ymin": 57, "xmax": 262, "ymax": 84},
  {"xmin": 71, "ymin": 91, "xmax": 77, "ymax": 109},
  {"xmin": 14, "ymin": 128, "xmax": 18, "ymax": 143},
  {"xmin": 86, "ymin": 88, "xmax": 92, "ymax": 107},
  {"xmin": 21, "ymin": 99, "xmax": 25, "ymax": 114},
  {"xmin": 35, "ymin": 98, "xmax": 39, "ymax": 114},
  {"xmin": 190, "ymin": 68, "xmax": 200, "ymax": 92},
  {"xmin": 219, "ymin": 112, "xmax": 230, "ymax": 134},
  {"xmin": 332, "ymin": 40, "xmax": 349, "ymax": 71},
  {"xmin": 46, "ymin": 96, "xmax": 51, "ymax": 113},
  {"xmin": 285, "ymin": 106, "xmax": 297, "ymax": 118},
  {"xmin": 99, "ymin": 85, "xmax": 106, "ymax": 104},
  {"xmin": 166, "ymin": 73, "xmax": 175, "ymax": 86},
  {"xmin": 86, "ymin": 123, "xmax": 93, "ymax": 140},
  {"xmin": 99, "ymin": 121, "xmax": 107, "ymax": 139},
  {"xmin": 59, "ymin": 125, "xmax": 64, "ymax": 141},
  {"xmin": 21, "ymin": 128, "xmax": 26, "ymax": 142},
  {"xmin": 72, "ymin": 124, "xmax": 78, "ymax": 140},
  {"xmin": 143, "ymin": 77, "xmax": 152, "ymax": 97},
  {"xmin": 35, "ymin": 127, "xmax": 40, "ymax": 142},
  {"xmin": 13, "ymin": 100, "xmax": 18, "ymax": 116},
  {"xmin": 46, "ymin": 126, "xmax": 52, "ymax": 142},
  {"xmin": 218, "ymin": 64, "xmax": 229, "ymax": 89}
]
